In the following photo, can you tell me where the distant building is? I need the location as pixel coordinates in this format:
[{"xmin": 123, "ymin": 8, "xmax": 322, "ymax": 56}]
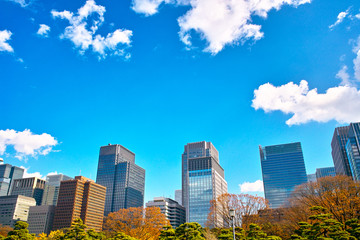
[
  {"xmin": 0, "ymin": 163, "xmax": 24, "ymax": 196},
  {"xmin": 182, "ymin": 141, "xmax": 227, "ymax": 226},
  {"xmin": 10, "ymin": 177, "xmax": 46, "ymax": 205},
  {"xmin": 28, "ymin": 205, "xmax": 55, "ymax": 235},
  {"xmin": 307, "ymin": 174, "xmax": 317, "ymax": 183},
  {"xmin": 345, "ymin": 123, "xmax": 360, "ymax": 181},
  {"xmin": 146, "ymin": 197, "xmax": 186, "ymax": 228},
  {"xmin": 52, "ymin": 176, "xmax": 106, "ymax": 232},
  {"xmin": 0, "ymin": 195, "xmax": 36, "ymax": 227},
  {"xmin": 175, "ymin": 189, "xmax": 182, "ymax": 206},
  {"xmin": 315, "ymin": 167, "xmax": 336, "ymax": 179},
  {"xmin": 331, "ymin": 125, "xmax": 352, "ymax": 177},
  {"xmin": 96, "ymin": 144, "xmax": 145, "ymax": 216},
  {"xmin": 259, "ymin": 142, "xmax": 307, "ymax": 208},
  {"xmin": 41, "ymin": 174, "xmax": 72, "ymax": 206}
]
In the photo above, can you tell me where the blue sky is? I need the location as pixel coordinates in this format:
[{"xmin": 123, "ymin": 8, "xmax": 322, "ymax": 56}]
[{"xmin": 1, "ymin": 0, "xmax": 360, "ymax": 203}]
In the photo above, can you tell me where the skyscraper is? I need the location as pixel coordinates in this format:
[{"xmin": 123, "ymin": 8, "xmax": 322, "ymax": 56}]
[
  {"xmin": 52, "ymin": 176, "xmax": 106, "ymax": 232},
  {"xmin": 345, "ymin": 122, "xmax": 360, "ymax": 181},
  {"xmin": 96, "ymin": 144, "xmax": 145, "ymax": 216},
  {"xmin": 182, "ymin": 141, "xmax": 227, "ymax": 226},
  {"xmin": 315, "ymin": 167, "xmax": 336, "ymax": 179},
  {"xmin": 175, "ymin": 189, "xmax": 182, "ymax": 206},
  {"xmin": 259, "ymin": 142, "xmax": 307, "ymax": 208},
  {"xmin": 331, "ymin": 125, "xmax": 352, "ymax": 176},
  {"xmin": 41, "ymin": 174, "xmax": 72, "ymax": 206},
  {"xmin": 0, "ymin": 163, "xmax": 24, "ymax": 196},
  {"xmin": 10, "ymin": 177, "xmax": 46, "ymax": 205}
]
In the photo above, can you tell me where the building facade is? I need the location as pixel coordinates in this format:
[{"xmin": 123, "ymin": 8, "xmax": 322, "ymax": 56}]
[
  {"xmin": 146, "ymin": 197, "xmax": 186, "ymax": 228},
  {"xmin": 260, "ymin": 142, "xmax": 307, "ymax": 208},
  {"xmin": 10, "ymin": 177, "xmax": 46, "ymax": 205},
  {"xmin": 345, "ymin": 122, "xmax": 360, "ymax": 181},
  {"xmin": 41, "ymin": 174, "xmax": 72, "ymax": 206},
  {"xmin": 0, "ymin": 195, "xmax": 36, "ymax": 227},
  {"xmin": 182, "ymin": 141, "xmax": 227, "ymax": 226},
  {"xmin": 52, "ymin": 176, "xmax": 106, "ymax": 232},
  {"xmin": 0, "ymin": 163, "xmax": 24, "ymax": 196},
  {"xmin": 307, "ymin": 174, "xmax": 317, "ymax": 183},
  {"xmin": 331, "ymin": 125, "xmax": 352, "ymax": 177},
  {"xmin": 28, "ymin": 205, "xmax": 56, "ymax": 235},
  {"xmin": 315, "ymin": 167, "xmax": 336, "ymax": 180},
  {"xmin": 96, "ymin": 144, "xmax": 145, "ymax": 216},
  {"xmin": 175, "ymin": 189, "xmax": 182, "ymax": 206}
]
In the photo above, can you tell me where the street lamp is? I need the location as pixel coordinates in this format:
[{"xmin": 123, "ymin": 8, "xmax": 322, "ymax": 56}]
[{"xmin": 229, "ymin": 208, "xmax": 235, "ymax": 240}]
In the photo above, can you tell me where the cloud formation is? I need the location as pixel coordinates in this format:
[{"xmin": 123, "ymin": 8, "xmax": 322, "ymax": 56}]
[
  {"xmin": 7, "ymin": 0, "xmax": 31, "ymax": 7},
  {"xmin": 252, "ymin": 80, "xmax": 360, "ymax": 125},
  {"xmin": 0, "ymin": 129, "xmax": 58, "ymax": 160},
  {"xmin": 37, "ymin": 24, "xmax": 51, "ymax": 37},
  {"xmin": 132, "ymin": 0, "xmax": 310, "ymax": 54},
  {"xmin": 240, "ymin": 180, "xmax": 264, "ymax": 193},
  {"xmin": 0, "ymin": 30, "xmax": 14, "ymax": 53},
  {"xmin": 52, "ymin": 0, "xmax": 132, "ymax": 59},
  {"xmin": 20, "ymin": 166, "xmax": 43, "ymax": 179},
  {"xmin": 329, "ymin": 9, "xmax": 350, "ymax": 30}
]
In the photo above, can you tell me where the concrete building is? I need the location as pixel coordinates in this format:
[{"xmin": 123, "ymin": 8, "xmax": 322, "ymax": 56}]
[
  {"xmin": 315, "ymin": 167, "xmax": 336, "ymax": 180},
  {"xmin": 260, "ymin": 142, "xmax": 307, "ymax": 208},
  {"xmin": 10, "ymin": 177, "xmax": 46, "ymax": 205},
  {"xmin": 146, "ymin": 197, "xmax": 186, "ymax": 228},
  {"xmin": 52, "ymin": 176, "xmax": 106, "ymax": 232},
  {"xmin": 41, "ymin": 174, "xmax": 72, "ymax": 206},
  {"xmin": 307, "ymin": 174, "xmax": 317, "ymax": 183},
  {"xmin": 175, "ymin": 189, "xmax": 182, "ymax": 206},
  {"xmin": 28, "ymin": 205, "xmax": 55, "ymax": 235},
  {"xmin": 182, "ymin": 141, "xmax": 227, "ymax": 226},
  {"xmin": 96, "ymin": 144, "xmax": 145, "ymax": 216},
  {"xmin": 0, "ymin": 195, "xmax": 36, "ymax": 227},
  {"xmin": 0, "ymin": 162, "xmax": 24, "ymax": 196}
]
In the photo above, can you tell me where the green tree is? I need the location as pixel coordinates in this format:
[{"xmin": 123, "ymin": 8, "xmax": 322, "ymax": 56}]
[
  {"xmin": 5, "ymin": 221, "xmax": 35, "ymax": 240},
  {"xmin": 63, "ymin": 218, "xmax": 88, "ymax": 240},
  {"xmin": 175, "ymin": 223, "xmax": 205, "ymax": 240},
  {"xmin": 217, "ymin": 228, "xmax": 245, "ymax": 240},
  {"xmin": 246, "ymin": 224, "xmax": 281, "ymax": 240},
  {"xmin": 108, "ymin": 232, "xmax": 138, "ymax": 240},
  {"xmin": 86, "ymin": 229, "xmax": 105, "ymax": 240},
  {"xmin": 345, "ymin": 219, "xmax": 360, "ymax": 239},
  {"xmin": 159, "ymin": 225, "xmax": 176, "ymax": 240}
]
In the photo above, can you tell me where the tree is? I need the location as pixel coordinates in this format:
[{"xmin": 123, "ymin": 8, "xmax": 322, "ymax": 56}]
[
  {"xmin": 5, "ymin": 221, "xmax": 35, "ymax": 240},
  {"xmin": 159, "ymin": 226, "xmax": 176, "ymax": 240},
  {"xmin": 47, "ymin": 230, "xmax": 64, "ymax": 240},
  {"xmin": 0, "ymin": 225, "xmax": 12, "ymax": 238},
  {"xmin": 207, "ymin": 193, "xmax": 268, "ymax": 228},
  {"xmin": 63, "ymin": 218, "xmax": 88, "ymax": 240},
  {"xmin": 246, "ymin": 224, "xmax": 281, "ymax": 240},
  {"xmin": 175, "ymin": 222, "xmax": 205, "ymax": 240},
  {"xmin": 103, "ymin": 206, "xmax": 169, "ymax": 240},
  {"xmin": 108, "ymin": 232, "xmax": 138, "ymax": 240}
]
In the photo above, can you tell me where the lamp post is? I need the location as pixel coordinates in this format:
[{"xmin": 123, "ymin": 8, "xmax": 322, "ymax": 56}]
[{"xmin": 229, "ymin": 208, "xmax": 235, "ymax": 240}]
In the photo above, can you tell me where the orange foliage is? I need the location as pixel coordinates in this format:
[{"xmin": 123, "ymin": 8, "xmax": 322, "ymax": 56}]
[
  {"xmin": 206, "ymin": 193, "xmax": 268, "ymax": 228},
  {"xmin": 0, "ymin": 224, "xmax": 12, "ymax": 237},
  {"xmin": 103, "ymin": 206, "xmax": 169, "ymax": 240}
]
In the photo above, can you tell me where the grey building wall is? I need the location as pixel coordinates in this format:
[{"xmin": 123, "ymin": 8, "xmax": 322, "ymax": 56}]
[
  {"xmin": 175, "ymin": 189, "xmax": 182, "ymax": 206},
  {"xmin": 146, "ymin": 197, "xmax": 186, "ymax": 228},
  {"xmin": 260, "ymin": 142, "xmax": 307, "ymax": 208},
  {"xmin": 96, "ymin": 144, "xmax": 145, "ymax": 215},
  {"xmin": 0, "ymin": 164, "xmax": 24, "ymax": 196},
  {"xmin": 331, "ymin": 126, "xmax": 352, "ymax": 177},
  {"xmin": 315, "ymin": 167, "xmax": 336, "ymax": 179},
  {"xmin": 41, "ymin": 174, "xmax": 72, "ymax": 206},
  {"xmin": 0, "ymin": 195, "xmax": 36, "ymax": 227},
  {"xmin": 307, "ymin": 174, "xmax": 317, "ymax": 183},
  {"xmin": 28, "ymin": 205, "xmax": 55, "ymax": 235},
  {"xmin": 10, "ymin": 177, "xmax": 46, "ymax": 205}
]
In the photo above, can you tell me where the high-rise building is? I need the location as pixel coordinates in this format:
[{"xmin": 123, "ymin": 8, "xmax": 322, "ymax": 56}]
[
  {"xmin": 28, "ymin": 205, "xmax": 56, "ymax": 235},
  {"xmin": 96, "ymin": 144, "xmax": 145, "ymax": 216},
  {"xmin": 41, "ymin": 174, "xmax": 72, "ymax": 206},
  {"xmin": 146, "ymin": 197, "xmax": 186, "ymax": 228},
  {"xmin": 182, "ymin": 141, "xmax": 227, "ymax": 226},
  {"xmin": 315, "ymin": 167, "xmax": 336, "ymax": 179},
  {"xmin": 175, "ymin": 189, "xmax": 182, "ymax": 206},
  {"xmin": 345, "ymin": 123, "xmax": 360, "ymax": 181},
  {"xmin": 0, "ymin": 195, "xmax": 36, "ymax": 227},
  {"xmin": 10, "ymin": 177, "xmax": 46, "ymax": 205},
  {"xmin": 331, "ymin": 126, "xmax": 352, "ymax": 177},
  {"xmin": 259, "ymin": 142, "xmax": 307, "ymax": 208},
  {"xmin": 52, "ymin": 176, "xmax": 106, "ymax": 232},
  {"xmin": 307, "ymin": 174, "xmax": 317, "ymax": 183},
  {"xmin": 0, "ymin": 163, "xmax": 24, "ymax": 196}
]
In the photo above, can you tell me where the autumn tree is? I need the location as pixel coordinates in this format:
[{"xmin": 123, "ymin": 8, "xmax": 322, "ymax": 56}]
[
  {"xmin": 103, "ymin": 206, "xmax": 169, "ymax": 240},
  {"xmin": 0, "ymin": 225, "xmax": 12, "ymax": 238},
  {"xmin": 207, "ymin": 193, "xmax": 268, "ymax": 228}
]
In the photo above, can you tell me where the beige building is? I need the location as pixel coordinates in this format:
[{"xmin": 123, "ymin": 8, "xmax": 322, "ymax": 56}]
[
  {"xmin": 10, "ymin": 177, "xmax": 46, "ymax": 205},
  {"xmin": 0, "ymin": 195, "xmax": 36, "ymax": 227},
  {"xmin": 52, "ymin": 176, "xmax": 106, "ymax": 232},
  {"xmin": 28, "ymin": 205, "xmax": 55, "ymax": 235}
]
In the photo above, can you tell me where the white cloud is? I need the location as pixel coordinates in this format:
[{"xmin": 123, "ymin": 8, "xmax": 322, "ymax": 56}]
[
  {"xmin": 252, "ymin": 80, "xmax": 360, "ymax": 125},
  {"xmin": 37, "ymin": 24, "xmax": 51, "ymax": 37},
  {"xmin": 7, "ymin": 0, "xmax": 31, "ymax": 7},
  {"xmin": 353, "ymin": 36, "xmax": 360, "ymax": 81},
  {"xmin": 336, "ymin": 65, "xmax": 352, "ymax": 86},
  {"xmin": 0, "ymin": 30, "xmax": 14, "ymax": 53},
  {"xmin": 240, "ymin": 180, "xmax": 264, "ymax": 193},
  {"xmin": 329, "ymin": 9, "xmax": 350, "ymax": 30},
  {"xmin": 355, "ymin": 14, "xmax": 360, "ymax": 19},
  {"xmin": 0, "ymin": 129, "xmax": 58, "ymax": 160},
  {"xmin": 52, "ymin": 0, "xmax": 132, "ymax": 59},
  {"xmin": 132, "ymin": 0, "xmax": 310, "ymax": 54},
  {"xmin": 20, "ymin": 166, "xmax": 43, "ymax": 179}
]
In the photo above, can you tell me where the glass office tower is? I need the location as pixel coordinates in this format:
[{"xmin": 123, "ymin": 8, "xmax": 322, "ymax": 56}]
[
  {"xmin": 259, "ymin": 142, "xmax": 307, "ymax": 208},
  {"xmin": 182, "ymin": 141, "xmax": 227, "ymax": 226},
  {"xmin": 331, "ymin": 125, "xmax": 352, "ymax": 177},
  {"xmin": 315, "ymin": 167, "xmax": 336, "ymax": 180},
  {"xmin": 96, "ymin": 144, "xmax": 145, "ymax": 216},
  {"xmin": 0, "ymin": 163, "xmax": 24, "ymax": 196},
  {"xmin": 345, "ymin": 123, "xmax": 360, "ymax": 181}
]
